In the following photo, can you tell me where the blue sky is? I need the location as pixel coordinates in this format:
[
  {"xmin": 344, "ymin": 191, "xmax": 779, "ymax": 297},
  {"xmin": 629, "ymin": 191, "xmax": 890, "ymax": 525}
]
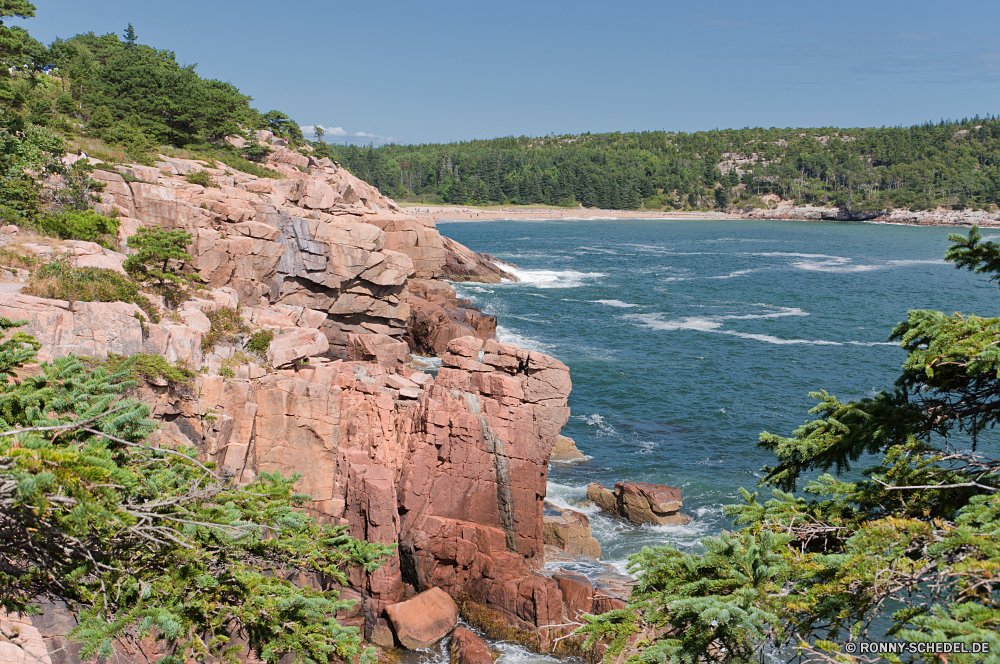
[{"xmin": 15, "ymin": 0, "xmax": 1000, "ymax": 145}]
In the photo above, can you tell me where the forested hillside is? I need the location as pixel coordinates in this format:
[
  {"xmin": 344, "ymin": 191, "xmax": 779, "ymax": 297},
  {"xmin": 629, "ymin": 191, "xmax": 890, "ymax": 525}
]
[
  {"xmin": 0, "ymin": 13, "xmax": 302, "ymax": 222},
  {"xmin": 316, "ymin": 121, "xmax": 1000, "ymax": 213}
]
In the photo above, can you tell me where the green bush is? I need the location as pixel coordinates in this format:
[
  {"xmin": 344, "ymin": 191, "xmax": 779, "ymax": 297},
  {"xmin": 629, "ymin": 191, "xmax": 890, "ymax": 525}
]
[
  {"xmin": 0, "ymin": 174, "xmax": 41, "ymax": 221},
  {"xmin": 246, "ymin": 329, "xmax": 274, "ymax": 355},
  {"xmin": 213, "ymin": 150, "xmax": 283, "ymax": 179},
  {"xmin": 184, "ymin": 169, "xmax": 219, "ymax": 188},
  {"xmin": 98, "ymin": 352, "xmax": 194, "ymax": 385},
  {"xmin": 202, "ymin": 305, "xmax": 250, "ymax": 351},
  {"xmin": 36, "ymin": 210, "xmax": 119, "ymax": 247},
  {"xmin": 25, "ymin": 260, "xmax": 159, "ymax": 322}
]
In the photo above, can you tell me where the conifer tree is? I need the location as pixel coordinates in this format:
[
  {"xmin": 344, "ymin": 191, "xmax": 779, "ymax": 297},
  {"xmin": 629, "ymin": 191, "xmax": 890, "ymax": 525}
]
[
  {"xmin": 123, "ymin": 226, "xmax": 199, "ymax": 307},
  {"xmin": 0, "ymin": 317, "xmax": 392, "ymax": 663},
  {"xmin": 579, "ymin": 227, "xmax": 1000, "ymax": 664}
]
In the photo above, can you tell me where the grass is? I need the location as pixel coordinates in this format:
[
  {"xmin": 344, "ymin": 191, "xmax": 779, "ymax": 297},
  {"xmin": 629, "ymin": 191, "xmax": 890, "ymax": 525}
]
[
  {"xmin": 0, "ymin": 247, "xmax": 41, "ymax": 271},
  {"xmin": 24, "ymin": 260, "xmax": 160, "ymax": 322}
]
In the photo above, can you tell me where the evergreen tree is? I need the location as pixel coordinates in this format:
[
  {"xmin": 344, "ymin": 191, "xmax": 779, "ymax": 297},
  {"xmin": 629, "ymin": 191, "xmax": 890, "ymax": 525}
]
[
  {"xmin": 122, "ymin": 22, "xmax": 136, "ymax": 47},
  {"xmin": 0, "ymin": 318, "xmax": 391, "ymax": 663},
  {"xmin": 123, "ymin": 226, "xmax": 199, "ymax": 307}
]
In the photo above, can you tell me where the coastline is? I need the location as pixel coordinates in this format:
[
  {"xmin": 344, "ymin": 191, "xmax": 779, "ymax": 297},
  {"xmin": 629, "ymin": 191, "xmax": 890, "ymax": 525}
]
[{"xmin": 399, "ymin": 202, "xmax": 1000, "ymax": 227}]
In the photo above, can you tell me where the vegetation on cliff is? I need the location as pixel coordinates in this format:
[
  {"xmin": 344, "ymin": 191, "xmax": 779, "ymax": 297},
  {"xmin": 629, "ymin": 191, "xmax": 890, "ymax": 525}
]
[
  {"xmin": 0, "ymin": 0, "xmax": 297, "ymax": 226},
  {"xmin": 0, "ymin": 317, "xmax": 392, "ymax": 663},
  {"xmin": 316, "ymin": 120, "xmax": 1000, "ymax": 213},
  {"xmin": 580, "ymin": 228, "xmax": 1000, "ymax": 662}
]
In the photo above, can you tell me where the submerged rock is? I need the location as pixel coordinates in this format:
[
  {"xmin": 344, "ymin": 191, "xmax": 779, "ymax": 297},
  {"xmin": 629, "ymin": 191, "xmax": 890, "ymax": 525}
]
[{"xmin": 587, "ymin": 481, "xmax": 691, "ymax": 526}]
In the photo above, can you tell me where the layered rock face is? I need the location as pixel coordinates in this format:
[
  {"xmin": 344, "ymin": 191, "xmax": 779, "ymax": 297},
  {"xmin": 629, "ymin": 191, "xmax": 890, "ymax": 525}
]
[
  {"xmin": 81, "ymin": 144, "xmax": 511, "ymax": 356},
  {"xmin": 70, "ymin": 334, "xmax": 572, "ymax": 646},
  {"xmin": 2, "ymin": 141, "xmax": 601, "ymax": 659}
]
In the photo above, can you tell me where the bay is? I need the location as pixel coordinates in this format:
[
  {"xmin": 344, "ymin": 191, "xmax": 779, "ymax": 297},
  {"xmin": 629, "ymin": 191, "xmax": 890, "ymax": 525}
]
[{"xmin": 439, "ymin": 218, "xmax": 999, "ymax": 574}]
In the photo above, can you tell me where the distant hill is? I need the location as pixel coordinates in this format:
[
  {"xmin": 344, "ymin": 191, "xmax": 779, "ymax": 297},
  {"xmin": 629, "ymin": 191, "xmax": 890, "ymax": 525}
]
[{"xmin": 313, "ymin": 121, "xmax": 1000, "ymax": 214}]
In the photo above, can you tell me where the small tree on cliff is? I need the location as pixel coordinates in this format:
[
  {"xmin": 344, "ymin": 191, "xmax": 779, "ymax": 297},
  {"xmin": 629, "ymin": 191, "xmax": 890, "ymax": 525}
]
[
  {"xmin": 0, "ymin": 318, "xmax": 392, "ymax": 663},
  {"xmin": 124, "ymin": 226, "xmax": 200, "ymax": 307},
  {"xmin": 579, "ymin": 226, "xmax": 1000, "ymax": 663}
]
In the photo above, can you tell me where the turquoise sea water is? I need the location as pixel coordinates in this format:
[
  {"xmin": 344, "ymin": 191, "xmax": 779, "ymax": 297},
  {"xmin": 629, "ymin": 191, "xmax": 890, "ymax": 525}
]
[{"xmin": 438, "ymin": 218, "xmax": 999, "ymax": 575}]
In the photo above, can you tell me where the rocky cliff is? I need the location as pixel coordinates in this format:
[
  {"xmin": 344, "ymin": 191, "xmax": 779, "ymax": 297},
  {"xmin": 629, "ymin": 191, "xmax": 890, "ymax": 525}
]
[{"xmin": 0, "ymin": 136, "xmax": 599, "ymax": 661}]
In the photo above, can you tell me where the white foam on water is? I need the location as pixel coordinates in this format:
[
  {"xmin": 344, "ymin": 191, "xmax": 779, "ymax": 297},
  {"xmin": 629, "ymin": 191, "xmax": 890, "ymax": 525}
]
[
  {"xmin": 707, "ymin": 268, "xmax": 766, "ymax": 279},
  {"xmin": 496, "ymin": 325, "xmax": 550, "ymax": 353},
  {"xmin": 581, "ymin": 412, "xmax": 618, "ymax": 436},
  {"xmin": 848, "ymin": 340, "xmax": 899, "ymax": 347},
  {"xmin": 793, "ymin": 258, "xmax": 882, "ymax": 273},
  {"xmin": 629, "ymin": 314, "xmax": 724, "ymax": 331},
  {"xmin": 591, "ymin": 299, "xmax": 640, "ymax": 308},
  {"xmin": 628, "ymin": 307, "xmax": 897, "ymax": 346},
  {"xmin": 721, "ymin": 330, "xmax": 842, "ymax": 345},
  {"xmin": 577, "ymin": 246, "xmax": 619, "ymax": 254},
  {"xmin": 886, "ymin": 259, "xmax": 947, "ymax": 266},
  {"xmin": 750, "ymin": 251, "xmax": 881, "ymax": 273},
  {"xmin": 497, "ymin": 263, "xmax": 606, "ymax": 288}
]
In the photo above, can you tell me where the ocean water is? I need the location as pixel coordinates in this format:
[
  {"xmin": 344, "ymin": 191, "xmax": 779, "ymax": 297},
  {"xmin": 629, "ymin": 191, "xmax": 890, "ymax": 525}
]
[{"xmin": 438, "ymin": 218, "xmax": 999, "ymax": 575}]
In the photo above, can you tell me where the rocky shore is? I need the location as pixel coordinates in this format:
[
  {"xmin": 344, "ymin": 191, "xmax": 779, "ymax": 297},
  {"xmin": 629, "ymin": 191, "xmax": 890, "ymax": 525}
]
[{"xmin": 0, "ymin": 134, "xmax": 643, "ymax": 663}]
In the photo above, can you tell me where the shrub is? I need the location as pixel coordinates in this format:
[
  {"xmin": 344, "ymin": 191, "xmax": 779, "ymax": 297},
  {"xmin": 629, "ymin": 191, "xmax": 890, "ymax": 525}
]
[
  {"xmin": 98, "ymin": 352, "xmax": 194, "ymax": 385},
  {"xmin": 184, "ymin": 169, "xmax": 220, "ymax": 188},
  {"xmin": 246, "ymin": 329, "xmax": 273, "ymax": 355},
  {"xmin": 0, "ymin": 174, "xmax": 41, "ymax": 221},
  {"xmin": 123, "ymin": 226, "xmax": 199, "ymax": 308},
  {"xmin": 202, "ymin": 305, "xmax": 250, "ymax": 351},
  {"xmin": 24, "ymin": 260, "xmax": 159, "ymax": 322},
  {"xmin": 213, "ymin": 150, "xmax": 283, "ymax": 179},
  {"xmin": 0, "ymin": 247, "xmax": 41, "ymax": 270},
  {"xmin": 36, "ymin": 210, "xmax": 119, "ymax": 247}
]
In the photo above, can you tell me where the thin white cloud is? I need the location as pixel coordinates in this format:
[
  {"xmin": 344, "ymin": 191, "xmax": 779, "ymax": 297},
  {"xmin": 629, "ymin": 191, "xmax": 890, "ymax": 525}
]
[
  {"xmin": 353, "ymin": 131, "xmax": 394, "ymax": 144},
  {"xmin": 303, "ymin": 124, "xmax": 347, "ymax": 136}
]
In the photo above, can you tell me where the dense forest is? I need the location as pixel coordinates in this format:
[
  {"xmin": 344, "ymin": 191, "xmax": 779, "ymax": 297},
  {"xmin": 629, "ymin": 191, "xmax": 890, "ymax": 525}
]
[{"xmin": 314, "ymin": 121, "xmax": 1000, "ymax": 212}]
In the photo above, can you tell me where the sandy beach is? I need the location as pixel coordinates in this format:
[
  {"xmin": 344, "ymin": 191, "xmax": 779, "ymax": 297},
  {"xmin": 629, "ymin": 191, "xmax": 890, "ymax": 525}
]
[
  {"xmin": 398, "ymin": 203, "xmax": 731, "ymax": 222},
  {"xmin": 397, "ymin": 203, "xmax": 998, "ymax": 227}
]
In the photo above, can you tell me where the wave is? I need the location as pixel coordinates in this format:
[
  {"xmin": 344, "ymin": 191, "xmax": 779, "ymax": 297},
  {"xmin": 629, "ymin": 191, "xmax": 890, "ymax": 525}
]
[
  {"xmin": 495, "ymin": 263, "xmax": 606, "ymax": 288},
  {"xmin": 496, "ymin": 325, "xmax": 550, "ymax": 353},
  {"xmin": 591, "ymin": 299, "xmax": 640, "ymax": 308},
  {"xmin": 707, "ymin": 268, "xmax": 766, "ymax": 279},
  {"xmin": 576, "ymin": 246, "xmax": 619, "ymax": 254},
  {"xmin": 627, "ymin": 308, "xmax": 899, "ymax": 346},
  {"xmin": 886, "ymin": 259, "xmax": 947, "ymax": 266},
  {"xmin": 627, "ymin": 306, "xmax": 808, "ymax": 333}
]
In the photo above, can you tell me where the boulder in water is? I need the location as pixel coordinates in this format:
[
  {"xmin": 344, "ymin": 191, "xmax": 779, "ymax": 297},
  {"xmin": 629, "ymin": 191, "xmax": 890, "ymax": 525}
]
[
  {"xmin": 542, "ymin": 501, "xmax": 601, "ymax": 558},
  {"xmin": 550, "ymin": 434, "xmax": 586, "ymax": 462},
  {"xmin": 587, "ymin": 481, "xmax": 691, "ymax": 526}
]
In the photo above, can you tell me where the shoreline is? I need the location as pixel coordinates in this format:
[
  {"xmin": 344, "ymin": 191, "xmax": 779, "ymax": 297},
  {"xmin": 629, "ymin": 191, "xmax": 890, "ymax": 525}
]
[{"xmin": 400, "ymin": 203, "xmax": 1000, "ymax": 227}]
